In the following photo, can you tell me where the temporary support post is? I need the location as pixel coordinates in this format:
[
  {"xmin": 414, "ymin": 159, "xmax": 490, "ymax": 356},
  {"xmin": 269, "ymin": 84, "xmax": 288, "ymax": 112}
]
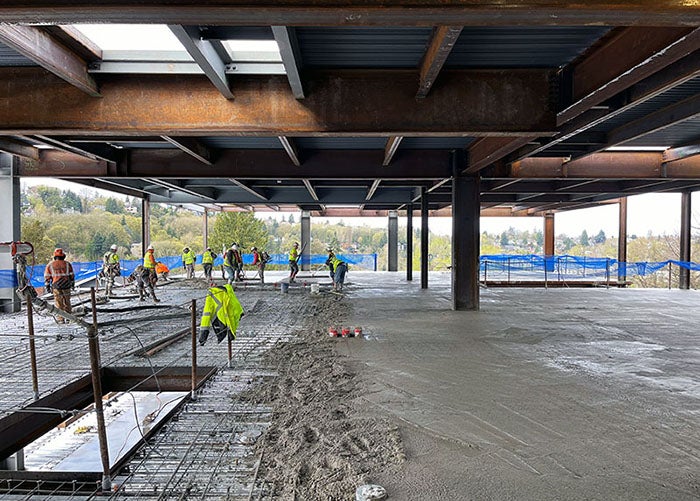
[
  {"xmin": 0, "ymin": 153, "xmax": 21, "ymax": 313},
  {"xmin": 452, "ymin": 151, "xmax": 480, "ymax": 310},
  {"xmin": 388, "ymin": 210, "xmax": 398, "ymax": 271},
  {"xmin": 301, "ymin": 210, "xmax": 310, "ymax": 271},
  {"xmin": 679, "ymin": 192, "xmax": 691, "ymax": 290},
  {"xmin": 203, "ymin": 209, "xmax": 209, "ymax": 250},
  {"xmin": 618, "ymin": 197, "xmax": 628, "ymax": 284},
  {"xmin": 406, "ymin": 203, "xmax": 413, "ymax": 281},
  {"xmin": 27, "ymin": 300, "xmax": 39, "ymax": 400},
  {"xmin": 88, "ymin": 288, "xmax": 111, "ymax": 492},
  {"xmin": 141, "ymin": 197, "xmax": 151, "ymax": 257},
  {"xmin": 227, "ymin": 330, "xmax": 233, "ymax": 368},
  {"xmin": 420, "ymin": 187, "xmax": 429, "ymax": 289},
  {"xmin": 191, "ymin": 299, "xmax": 197, "ymax": 400}
]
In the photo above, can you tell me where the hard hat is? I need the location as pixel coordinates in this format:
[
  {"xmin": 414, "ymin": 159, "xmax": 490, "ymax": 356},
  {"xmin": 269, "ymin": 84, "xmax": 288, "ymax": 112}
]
[
  {"xmin": 326, "ymin": 246, "xmax": 333, "ymax": 252},
  {"xmin": 230, "ymin": 242, "xmax": 237, "ymax": 248},
  {"xmin": 110, "ymin": 244, "xmax": 118, "ymax": 251},
  {"xmin": 206, "ymin": 247, "xmax": 211, "ymax": 251},
  {"xmin": 53, "ymin": 248, "xmax": 65, "ymax": 258},
  {"xmin": 147, "ymin": 245, "xmax": 154, "ymax": 251},
  {"xmin": 251, "ymin": 246, "xmax": 257, "ymax": 251},
  {"xmin": 183, "ymin": 247, "xmax": 189, "ymax": 252},
  {"xmin": 232, "ymin": 244, "xmax": 238, "ymax": 250},
  {"xmin": 293, "ymin": 242, "xmax": 299, "ymax": 247}
]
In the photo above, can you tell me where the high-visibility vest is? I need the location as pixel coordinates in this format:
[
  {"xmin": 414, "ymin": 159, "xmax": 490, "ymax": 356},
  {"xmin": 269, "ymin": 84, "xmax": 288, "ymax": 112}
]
[
  {"xmin": 289, "ymin": 247, "xmax": 299, "ymax": 262},
  {"xmin": 200, "ymin": 285, "xmax": 244, "ymax": 341},
  {"xmin": 182, "ymin": 250, "xmax": 196, "ymax": 265},
  {"xmin": 332, "ymin": 256, "xmax": 346, "ymax": 269},
  {"xmin": 202, "ymin": 251, "xmax": 215, "ymax": 265},
  {"xmin": 143, "ymin": 251, "xmax": 156, "ymax": 269},
  {"xmin": 103, "ymin": 251, "xmax": 119, "ymax": 266},
  {"xmin": 223, "ymin": 250, "xmax": 233, "ymax": 267},
  {"xmin": 44, "ymin": 259, "xmax": 75, "ymax": 290}
]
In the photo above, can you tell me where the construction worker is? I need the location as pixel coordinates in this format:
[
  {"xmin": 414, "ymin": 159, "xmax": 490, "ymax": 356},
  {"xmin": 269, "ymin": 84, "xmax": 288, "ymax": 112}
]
[
  {"xmin": 325, "ymin": 247, "xmax": 336, "ymax": 281},
  {"xmin": 202, "ymin": 247, "xmax": 217, "ymax": 283},
  {"xmin": 142, "ymin": 244, "xmax": 160, "ymax": 302},
  {"xmin": 223, "ymin": 243, "xmax": 236, "ymax": 284},
  {"xmin": 102, "ymin": 244, "xmax": 120, "ymax": 296},
  {"xmin": 231, "ymin": 243, "xmax": 244, "ymax": 281},
  {"xmin": 199, "ymin": 284, "xmax": 244, "ymax": 346},
  {"xmin": 288, "ymin": 242, "xmax": 300, "ymax": 282},
  {"xmin": 44, "ymin": 248, "xmax": 75, "ymax": 323},
  {"xmin": 182, "ymin": 246, "xmax": 196, "ymax": 279},
  {"xmin": 156, "ymin": 261, "xmax": 170, "ymax": 281},
  {"xmin": 331, "ymin": 254, "xmax": 348, "ymax": 292},
  {"xmin": 251, "ymin": 246, "xmax": 267, "ymax": 283},
  {"xmin": 127, "ymin": 264, "xmax": 160, "ymax": 303}
]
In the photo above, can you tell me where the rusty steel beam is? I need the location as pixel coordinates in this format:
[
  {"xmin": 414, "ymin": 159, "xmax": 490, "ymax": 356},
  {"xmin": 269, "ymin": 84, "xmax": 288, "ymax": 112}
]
[
  {"xmin": 278, "ymin": 136, "xmax": 301, "ymax": 166},
  {"xmin": 161, "ymin": 136, "xmax": 216, "ymax": 165},
  {"xmin": 0, "ymin": 24, "xmax": 99, "ymax": 97},
  {"xmin": 168, "ymin": 24, "xmax": 233, "ymax": 99},
  {"xmin": 17, "ymin": 148, "xmax": 452, "ymax": 179},
  {"xmin": 0, "ymin": 138, "xmax": 39, "ymax": 160},
  {"xmin": 43, "ymin": 25, "xmax": 102, "ymax": 61},
  {"xmin": 516, "ymin": 51, "xmax": 700, "ymax": 162},
  {"xmin": 272, "ymin": 26, "xmax": 305, "ymax": 99},
  {"xmin": 383, "ymin": 136, "xmax": 403, "ymax": 166},
  {"xmin": 511, "ymin": 152, "xmax": 700, "ymax": 179},
  {"xmin": 0, "ymin": 2, "xmax": 699, "ymax": 26},
  {"xmin": 559, "ymin": 27, "xmax": 700, "ymax": 125},
  {"xmin": 664, "ymin": 143, "xmax": 700, "ymax": 162},
  {"xmin": 466, "ymin": 136, "xmax": 537, "ymax": 173},
  {"xmin": 416, "ymin": 26, "xmax": 463, "ymax": 98},
  {"xmin": 0, "ymin": 68, "xmax": 555, "ymax": 135}
]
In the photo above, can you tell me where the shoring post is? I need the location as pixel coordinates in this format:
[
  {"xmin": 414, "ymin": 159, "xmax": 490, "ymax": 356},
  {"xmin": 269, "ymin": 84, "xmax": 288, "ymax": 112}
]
[
  {"xmin": 27, "ymin": 300, "xmax": 39, "ymax": 400},
  {"xmin": 606, "ymin": 258, "xmax": 610, "ymax": 289},
  {"xmin": 227, "ymin": 329, "xmax": 233, "ymax": 368},
  {"xmin": 483, "ymin": 260, "xmax": 488, "ymax": 283},
  {"xmin": 88, "ymin": 288, "xmax": 111, "ymax": 492},
  {"xmin": 191, "ymin": 299, "xmax": 197, "ymax": 400},
  {"xmin": 507, "ymin": 257, "xmax": 511, "ymax": 283},
  {"xmin": 544, "ymin": 257, "xmax": 548, "ymax": 289},
  {"xmin": 668, "ymin": 263, "xmax": 672, "ymax": 290}
]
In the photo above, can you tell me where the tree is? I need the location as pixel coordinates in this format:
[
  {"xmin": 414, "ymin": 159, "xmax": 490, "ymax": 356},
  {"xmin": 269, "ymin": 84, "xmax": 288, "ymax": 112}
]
[
  {"xmin": 593, "ymin": 229, "xmax": 607, "ymax": 244},
  {"xmin": 21, "ymin": 218, "xmax": 56, "ymax": 263},
  {"xmin": 105, "ymin": 197, "xmax": 124, "ymax": 214},
  {"xmin": 288, "ymin": 214, "xmax": 295, "ymax": 224},
  {"xmin": 210, "ymin": 212, "xmax": 270, "ymax": 253},
  {"xmin": 500, "ymin": 232, "xmax": 509, "ymax": 248},
  {"xmin": 579, "ymin": 230, "xmax": 589, "ymax": 246}
]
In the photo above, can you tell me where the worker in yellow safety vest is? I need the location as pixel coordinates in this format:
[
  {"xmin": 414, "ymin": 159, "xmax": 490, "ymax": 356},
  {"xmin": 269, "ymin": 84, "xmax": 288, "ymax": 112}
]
[
  {"xmin": 102, "ymin": 244, "xmax": 121, "ymax": 296},
  {"xmin": 331, "ymin": 255, "xmax": 348, "ymax": 291},
  {"xmin": 182, "ymin": 246, "xmax": 196, "ymax": 279},
  {"xmin": 140, "ymin": 245, "xmax": 160, "ymax": 302},
  {"xmin": 199, "ymin": 284, "xmax": 244, "ymax": 345},
  {"xmin": 201, "ymin": 247, "xmax": 217, "ymax": 283},
  {"xmin": 288, "ymin": 242, "xmax": 300, "ymax": 282}
]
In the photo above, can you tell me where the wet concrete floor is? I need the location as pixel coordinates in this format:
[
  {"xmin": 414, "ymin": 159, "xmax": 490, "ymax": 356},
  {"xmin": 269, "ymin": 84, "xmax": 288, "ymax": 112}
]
[{"xmin": 339, "ymin": 272, "xmax": 700, "ymax": 500}]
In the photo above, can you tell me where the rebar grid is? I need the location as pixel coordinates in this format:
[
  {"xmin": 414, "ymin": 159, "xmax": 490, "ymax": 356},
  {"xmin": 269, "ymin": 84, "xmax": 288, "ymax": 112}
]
[{"xmin": 0, "ymin": 281, "xmax": 311, "ymax": 500}]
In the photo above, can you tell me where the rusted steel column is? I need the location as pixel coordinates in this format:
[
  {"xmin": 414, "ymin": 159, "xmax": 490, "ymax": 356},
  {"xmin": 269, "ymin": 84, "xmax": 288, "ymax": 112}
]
[
  {"xmin": 141, "ymin": 197, "xmax": 151, "ymax": 257},
  {"xmin": 88, "ymin": 288, "xmax": 111, "ymax": 492},
  {"xmin": 618, "ymin": 197, "xmax": 628, "ymax": 284},
  {"xmin": 27, "ymin": 300, "xmax": 39, "ymax": 400},
  {"xmin": 544, "ymin": 214, "xmax": 555, "ymax": 256},
  {"xmin": 679, "ymin": 192, "xmax": 691, "ymax": 289},
  {"xmin": 388, "ymin": 210, "xmax": 398, "ymax": 271},
  {"xmin": 406, "ymin": 203, "xmax": 413, "ymax": 281},
  {"xmin": 191, "ymin": 299, "xmax": 197, "ymax": 400},
  {"xmin": 421, "ymin": 187, "xmax": 429, "ymax": 289},
  {"xmin": 203, "ymin": 209, "xmax": 209, "ymax": 250},
  {"xmin": 301, "ymin": 211, "xmax": 310, "ymax": 271},
  {"xmin": 452, "ymin": 150, "xmax": 480, "ymax": 311}
]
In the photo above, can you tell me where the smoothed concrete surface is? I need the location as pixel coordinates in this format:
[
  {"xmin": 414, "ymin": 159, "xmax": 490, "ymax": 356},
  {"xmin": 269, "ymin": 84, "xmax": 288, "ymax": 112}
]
[{"xmin": 339, "ymin": 272, "xmax": 699, "ymax": 500}]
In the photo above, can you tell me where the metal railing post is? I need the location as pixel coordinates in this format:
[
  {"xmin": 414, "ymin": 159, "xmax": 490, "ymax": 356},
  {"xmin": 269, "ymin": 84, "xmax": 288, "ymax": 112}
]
[{"xmin": 191, "ymin": 299, "xmax": 197, "ymax": 400}]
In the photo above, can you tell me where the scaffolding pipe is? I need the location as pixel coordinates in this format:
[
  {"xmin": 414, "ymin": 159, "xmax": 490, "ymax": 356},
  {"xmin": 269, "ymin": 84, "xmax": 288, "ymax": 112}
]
[
  {"xmin": 26, "ymin": 300, "xmax": 39, "ymax": 401},
  {"xmin": 88, "ymin": 288, "xmax": 111, "ymax": 492},
  {"xmin": 191, "ymin": 299, "xmax": 197, "ymax": 401}
]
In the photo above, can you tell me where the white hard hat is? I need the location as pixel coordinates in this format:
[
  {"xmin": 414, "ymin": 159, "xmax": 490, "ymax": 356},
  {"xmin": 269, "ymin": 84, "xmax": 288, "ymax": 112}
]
[
  {"xmin": 110, "ymin": 244, "xmax": 118, "ymax": 251},
  {"xmin": 147, "ymin": 245, "xmax": 154, "ymax": 251}
]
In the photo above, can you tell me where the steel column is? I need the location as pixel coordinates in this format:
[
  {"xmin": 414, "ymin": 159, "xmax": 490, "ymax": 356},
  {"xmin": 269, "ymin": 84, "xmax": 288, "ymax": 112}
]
[
  {"xmin": 388, "ymin": 210, "xmax": 398, "ymax": 271},
  {"xmin": 0, "ymin": 154, "xmax": 20, "ymax": 313},
  {"xmin": 406, "ymin": 204, "xmax": 413, "ymax": 281},
  {"xmin": 141, "ymin": 197, "xmax": 151, "ymax": 257},
  {"xmin": 544, "ymin": 214, "xmax": 555, "ymax": 256},
  {"xmin": 618, "ymin": 197, "xmax": 628, "ymax": 283},
  {"xmin": 680, "ymin": 192, "xmax": 692, "ymax": 289},
  {"xmin": 452, "ymin": 151, "xmax": 480, "ymax": 310},
  {"xmin": 203, "ymin": 209, "xmax": 209, "ymax": 249},
  {"xmin": 421, "ymin": 187, "xmax": 429, "ymax": 289},
  {"xmin": 301, "ymin": 211, "xmax": 310, "ymax": 271}
]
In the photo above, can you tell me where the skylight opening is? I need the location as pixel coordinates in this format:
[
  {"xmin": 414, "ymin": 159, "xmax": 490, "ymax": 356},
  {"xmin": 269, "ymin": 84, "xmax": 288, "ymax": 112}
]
[{"xmin": 72, "ymin": 24, "xmax": 187, "ymax": 51}]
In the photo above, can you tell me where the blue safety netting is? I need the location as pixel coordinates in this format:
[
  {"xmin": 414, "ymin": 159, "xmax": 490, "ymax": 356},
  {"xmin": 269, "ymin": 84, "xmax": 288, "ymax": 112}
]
[{"xmin": 0, "ymin": 253, "xmax": 378, "ymax": 288}]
